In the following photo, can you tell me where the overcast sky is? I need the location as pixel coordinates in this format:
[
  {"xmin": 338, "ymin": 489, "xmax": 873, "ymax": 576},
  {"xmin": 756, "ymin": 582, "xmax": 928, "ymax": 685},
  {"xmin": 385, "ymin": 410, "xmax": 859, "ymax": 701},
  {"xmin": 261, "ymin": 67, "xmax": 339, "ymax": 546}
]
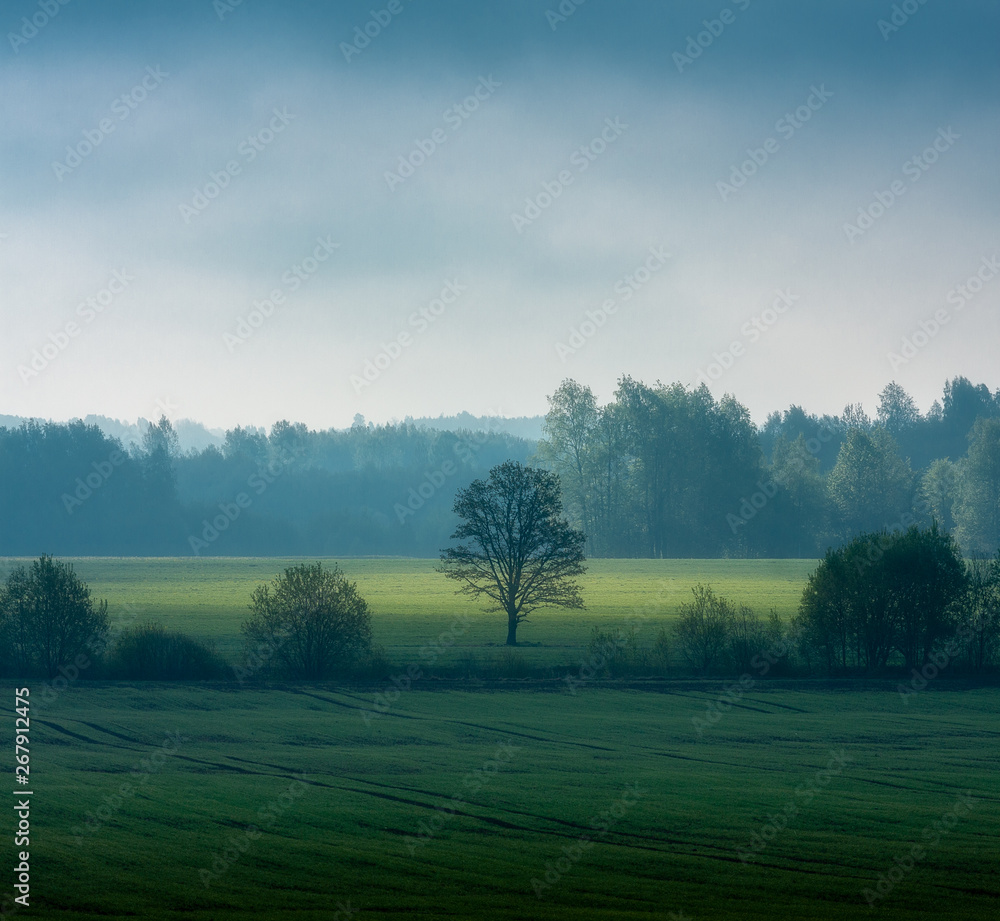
[{"xmin": 2, "ymin": 0, "xmax": 997, "ymax": 431}]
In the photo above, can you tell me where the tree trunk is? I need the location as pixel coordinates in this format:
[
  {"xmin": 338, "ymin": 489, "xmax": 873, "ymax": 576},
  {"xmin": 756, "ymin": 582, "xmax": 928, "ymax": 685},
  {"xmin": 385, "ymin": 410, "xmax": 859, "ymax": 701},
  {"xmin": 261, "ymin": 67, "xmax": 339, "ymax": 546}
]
[{"xmin": 506, "ymin": 612, "xmax": 518, "ymax": 646}]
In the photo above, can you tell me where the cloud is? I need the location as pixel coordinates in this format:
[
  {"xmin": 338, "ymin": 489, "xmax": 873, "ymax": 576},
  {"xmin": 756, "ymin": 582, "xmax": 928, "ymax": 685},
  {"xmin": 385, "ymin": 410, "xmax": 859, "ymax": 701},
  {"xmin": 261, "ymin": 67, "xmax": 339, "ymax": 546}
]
[{"xmin": 1, "ymin": 0, "xmax": 997, "ymax": 428}]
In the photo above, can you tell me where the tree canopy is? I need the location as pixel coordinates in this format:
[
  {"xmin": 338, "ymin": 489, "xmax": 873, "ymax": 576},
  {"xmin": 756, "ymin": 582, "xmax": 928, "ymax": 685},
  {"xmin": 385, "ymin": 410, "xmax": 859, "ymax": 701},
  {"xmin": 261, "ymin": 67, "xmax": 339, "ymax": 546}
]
[
  {"xmin": 796, "ymin": 525, "xmax": 967, "ymax": 673},
  {"xmin": 241, "ymin": 562, "xmax": 373, "ymax": 679},
  {"xmin": 0, "ymin": 555, "xmax": 109, "ymax": 679},
  {"xmin": 1, "ymin": 375, "xmax": 999, "ymax": 560},
  {"xmin": 439, "ymin": 461, "xmax": 586, "ymax": 645}
]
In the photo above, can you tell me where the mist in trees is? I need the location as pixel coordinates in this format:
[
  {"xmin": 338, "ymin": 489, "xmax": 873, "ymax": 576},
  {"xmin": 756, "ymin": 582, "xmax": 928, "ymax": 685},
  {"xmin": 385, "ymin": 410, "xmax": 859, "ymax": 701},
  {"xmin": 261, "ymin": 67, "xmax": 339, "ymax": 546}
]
[
  {"xmin": 0, "ymin": 374, "xmax": 998, "ymax": 559},
  {"xmin": 538, "ymin": 375, "xmax": 1000, "ymax": 558},
  {"xmin": 537, "ymin": 378, "xmax": 763, "ymax": 557},
  {"xmin": 0, "ymin": 417, "xmax": 535, "ymax": 557}
]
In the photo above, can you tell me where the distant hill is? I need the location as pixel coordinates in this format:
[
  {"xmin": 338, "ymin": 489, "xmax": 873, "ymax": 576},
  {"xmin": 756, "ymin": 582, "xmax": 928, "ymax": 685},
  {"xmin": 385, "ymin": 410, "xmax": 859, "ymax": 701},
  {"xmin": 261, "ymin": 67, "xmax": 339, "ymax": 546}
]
[
  {"xmin": 0, "ymin": 411, "xmax": 542, "ymax": 451},
  {"xmin": 401, "ymin": 413, "xmax": 545, "ymax": 441},
  {"xmin": 0, "ymin": 414, "xmax": 225, "ymax": 454}
]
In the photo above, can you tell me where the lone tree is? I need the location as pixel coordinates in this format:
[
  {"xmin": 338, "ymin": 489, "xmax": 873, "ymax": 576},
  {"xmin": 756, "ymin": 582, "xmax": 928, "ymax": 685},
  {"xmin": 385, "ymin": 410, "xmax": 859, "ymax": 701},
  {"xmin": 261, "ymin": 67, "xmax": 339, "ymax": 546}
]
[
  {"xmin": 241, "ymin": 562, "xmax": 373, "ymax": 679},
  {"xmin": 439, "ymin": 461, "xmax": 586, "ymax": 645},
  {"xmin": 0, "ymin": 555, "xmax": 109, "ymax": 679}
]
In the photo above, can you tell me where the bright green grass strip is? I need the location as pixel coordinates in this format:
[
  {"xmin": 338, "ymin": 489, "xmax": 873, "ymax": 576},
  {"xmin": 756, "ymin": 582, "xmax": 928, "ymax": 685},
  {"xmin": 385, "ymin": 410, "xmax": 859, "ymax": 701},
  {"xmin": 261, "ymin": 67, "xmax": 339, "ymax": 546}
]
[{"xmin": 0, "ymin": 557, "xmax": 816, "ymax": 665}]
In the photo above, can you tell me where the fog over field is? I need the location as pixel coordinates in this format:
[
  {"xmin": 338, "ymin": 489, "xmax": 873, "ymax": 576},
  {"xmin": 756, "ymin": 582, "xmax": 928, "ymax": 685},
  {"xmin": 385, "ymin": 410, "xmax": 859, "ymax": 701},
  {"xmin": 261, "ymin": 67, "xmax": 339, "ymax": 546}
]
[{"xmin": 2, "ymin": 0, "xmax": 997, "ymax": 429}]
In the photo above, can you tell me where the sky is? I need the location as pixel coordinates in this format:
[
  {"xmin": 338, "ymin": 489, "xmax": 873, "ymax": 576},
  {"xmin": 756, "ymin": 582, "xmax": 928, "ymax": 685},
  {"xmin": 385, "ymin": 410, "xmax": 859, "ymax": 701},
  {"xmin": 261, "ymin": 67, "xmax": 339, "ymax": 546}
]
[{"xmin": 2, "ymin": 0, "xmax": 998, "ymax": 432}]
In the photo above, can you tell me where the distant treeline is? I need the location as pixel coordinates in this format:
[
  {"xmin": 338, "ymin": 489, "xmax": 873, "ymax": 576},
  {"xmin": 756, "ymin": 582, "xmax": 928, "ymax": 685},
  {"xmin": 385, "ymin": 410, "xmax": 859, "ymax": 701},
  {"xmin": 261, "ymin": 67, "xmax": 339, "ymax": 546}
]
[
  {"xmin": 541, "ymin": 376, "xmax": 1000, "ymax": 558},
  {"xmin": 0, "ymin": 418, "xmax": 533, "ymax": 556},
  {"xmin": 1, "ymin": 374, "xmax": 998, "ymax": 558}
]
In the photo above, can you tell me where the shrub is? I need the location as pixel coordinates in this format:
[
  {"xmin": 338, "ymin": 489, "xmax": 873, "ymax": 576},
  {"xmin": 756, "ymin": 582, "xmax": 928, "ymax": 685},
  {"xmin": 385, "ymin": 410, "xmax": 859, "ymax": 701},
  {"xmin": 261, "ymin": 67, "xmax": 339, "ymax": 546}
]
[
  {"xmin": 484, "ymin": 648, "xmax": 531, "ymax": 679},
  {"xmin": 586, "ymin": 625, "xmax": 638, "ymax": 676},
  {"xmin": 650, "ymin": 627, "xmax": 671, "ymax": 673},
  {"xmin": 348, "ymin": 644, "xmax": 392, "ymax": 682},
  {"xmin": 241, "ymin": 562, "xmax": 373, "ymax": 680},
  {"xmin": 674, "ymin": 585, "xmax": 735, "ymax": 675},
  {"xmin": 726, "ymin": 604, "xmax": 771, "ymax": 673},
  {"xmin": 108, "ymin": 623, "xmax": 227, "ymax": 680},
  {"xmin": 582, "ymin": 624, "xmax": 671, "ymax": 677}
]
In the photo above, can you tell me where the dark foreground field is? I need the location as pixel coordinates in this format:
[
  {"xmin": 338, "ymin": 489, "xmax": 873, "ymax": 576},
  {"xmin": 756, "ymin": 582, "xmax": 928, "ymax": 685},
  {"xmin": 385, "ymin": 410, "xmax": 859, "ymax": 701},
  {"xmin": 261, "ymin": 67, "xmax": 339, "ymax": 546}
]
[{"xmin": 12, "ymin": 683, "xmax": 998, "ymax": 920}]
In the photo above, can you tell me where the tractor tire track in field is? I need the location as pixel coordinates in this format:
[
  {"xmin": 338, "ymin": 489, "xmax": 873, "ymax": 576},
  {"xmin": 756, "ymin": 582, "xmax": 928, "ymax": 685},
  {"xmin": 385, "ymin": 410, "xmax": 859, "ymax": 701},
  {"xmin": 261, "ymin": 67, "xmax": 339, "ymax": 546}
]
[
  {"xmin": 317, "ymin": 778, "xmax": 674, "ymax": 856},
  {"xmin": 286, "ymin": 690, "xmax": 822, "ymax": 779},
  {"xmin": 34, "ymin": 719, "xmax": 122, "ymax": 747},
  {"xmin": 288, "ymin": 689, "xmax": 811, "ymax": 776},
  {"xmin": 286, "ymin": 688, "xmax": 617, "ymax": 751},
  {"xmin": 338, "ymin": 684, "xmax": 811, "ymax": 715},
  {"xmin": 666, "ymin": 693, "xmax": 784, "ymax": 715},
  {"xmin": 221, "ymin": 752, "xmax": 753, "ymax": 860},
  {"xmin": 73, "ymin": 720, "xmax": 147, "ymax": 744},
  {"xmin": 737, "ymin": 696, "xmax": 810, "ymax": 713},
  {"xmin": 655, "ymin": 689, "xmax": 810, "ymax": 714}
]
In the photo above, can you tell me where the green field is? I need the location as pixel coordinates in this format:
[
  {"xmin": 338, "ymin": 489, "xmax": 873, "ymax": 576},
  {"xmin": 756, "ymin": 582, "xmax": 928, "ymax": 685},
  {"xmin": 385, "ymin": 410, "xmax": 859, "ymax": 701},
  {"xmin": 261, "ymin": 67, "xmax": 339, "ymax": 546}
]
[
  {"xmin": 0, "ymin": 557, "xmax": 816, "ymax": 667},
  {"xmin": 4, "ymin": 558, "xmax": 996, "ymax": 919},
  {"xmin": 13, "ymin": 683, "xmax": 998, "ymax": 920}
]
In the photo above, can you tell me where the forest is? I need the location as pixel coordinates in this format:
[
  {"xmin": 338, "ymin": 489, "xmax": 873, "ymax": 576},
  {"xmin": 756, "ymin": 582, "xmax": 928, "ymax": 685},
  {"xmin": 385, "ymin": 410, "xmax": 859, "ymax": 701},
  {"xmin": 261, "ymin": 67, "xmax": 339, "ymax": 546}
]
[{"xmin": 1, "ymin": 374, "xmax": 997, "ymax": 559}]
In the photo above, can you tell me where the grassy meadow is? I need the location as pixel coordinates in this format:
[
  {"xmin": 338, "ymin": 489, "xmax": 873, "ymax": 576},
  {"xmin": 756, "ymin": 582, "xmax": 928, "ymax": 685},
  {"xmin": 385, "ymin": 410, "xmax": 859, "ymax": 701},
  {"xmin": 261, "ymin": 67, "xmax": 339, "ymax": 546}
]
[
  {"xmin": 16, "ymin": 683, "xmax": 999, "ymax": 920},
  {"xmin": 0, "ymin": 557, "xmax": 816, "ymax": 668},
  {"xmin": 5, "ymin": 557, "xmax": 997, "ymax": 919}
]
